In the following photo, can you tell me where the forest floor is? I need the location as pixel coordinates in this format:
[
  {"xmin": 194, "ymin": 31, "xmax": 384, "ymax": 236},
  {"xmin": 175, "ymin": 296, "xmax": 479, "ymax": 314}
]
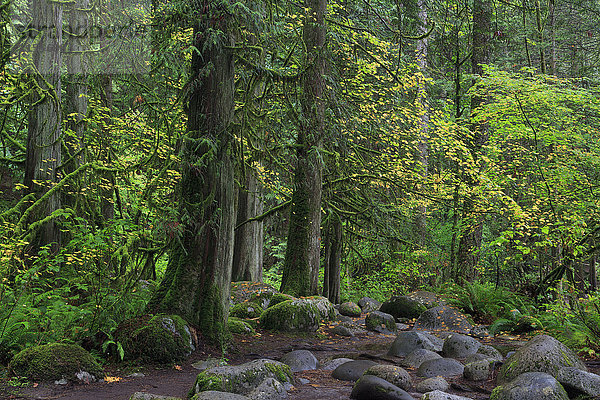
[{"xmin": 2, "ymin": 319, "xmax": 600, "ymax": 400}]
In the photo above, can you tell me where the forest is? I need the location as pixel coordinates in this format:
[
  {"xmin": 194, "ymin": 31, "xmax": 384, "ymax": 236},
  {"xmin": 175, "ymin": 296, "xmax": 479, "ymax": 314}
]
[{"xmin": 2, "ymin": 0, "xmax": 600, "ymax": 387}]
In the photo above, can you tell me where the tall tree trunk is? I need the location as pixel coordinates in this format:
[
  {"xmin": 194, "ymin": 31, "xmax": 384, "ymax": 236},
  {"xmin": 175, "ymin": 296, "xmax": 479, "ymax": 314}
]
[
  {"xmin": 456, "ymin": 0, "xmax": 491, "ymax": 280},
  {"xmin": 549, "ymin": 0, "xmax": 557, "ymax": 75},
  {"xmin": 25, "ymin": 0, "xmax": 62, "ymax": 251},
  {"xmin": 63, "ymin": 0, "xmax": 89, "ymax": 209},
  {"xmin": 322, "ymin": 213, "xmax": 342, "ymax": 303},
  {"xmin": 280, "ymin": 0, "xmax": 326, "ymax": 297},
  {"xmin": 146, "ymin": 7, "xmax": 236, "ymax": 346},
  {"xmin": 233, "ymin": 172, "xmax": 264, "ymax": 282},
  {"xmin": 415, "ymin": 0, "xmax": 429, "ymax": 247}
]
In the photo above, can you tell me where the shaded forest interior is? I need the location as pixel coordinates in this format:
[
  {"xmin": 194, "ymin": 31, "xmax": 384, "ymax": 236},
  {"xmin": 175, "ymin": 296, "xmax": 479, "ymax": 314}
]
[{"xmin": 1, "ymin": 0, "xmax": 600, "ymax": 360}]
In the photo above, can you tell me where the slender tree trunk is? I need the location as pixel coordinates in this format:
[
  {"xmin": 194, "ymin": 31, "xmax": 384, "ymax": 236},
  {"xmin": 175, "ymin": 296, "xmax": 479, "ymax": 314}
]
[
  {"xmin": 25, "ymin": 0, "xmax": 62, "ymax": 251},
  {"xmin": 534, "ymin": 0, "xmax": 546, "ymax": 74},
  {"xmin": 456, "ymin": 0, "xmax": 491, "ymax": 280},
  {"xmin": 280, "ymin": 0, "xmax": 326, "ymax": 297},
  {"xmin": 549, "ymin": 0, "xmax": 557, "ymax": 75},
  {"xmin": 415, "ymin": 0, "xmax": 429, "ymax": 247},
  {"xmin": 233, "ymin": 172, "xmax": 264, "ymax": 282},
  {"xmin": 147, "ymin": 8, "xmax": 236, "ymax": 346},
  {"xmin": 322, "ymin": 213, "xmax": 342, "ymax": 303},
  {"xmin": 63, "ymin": 0, "xmax": 89, "ymax": 208}
]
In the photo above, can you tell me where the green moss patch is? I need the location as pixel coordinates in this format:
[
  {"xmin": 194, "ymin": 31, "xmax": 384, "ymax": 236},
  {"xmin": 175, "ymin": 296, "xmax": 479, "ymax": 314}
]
[
  {"xmin": 9, "ymin": 343, "xmax": 104, "ymax": 382},
  {"xmin": 228, "ymin": 318, "xmax": 256, "ymax": 335},
  {"xmin": 230, "ymin": 301, "xmax": 263, "ymax": 319},
  {"xmin": 115, "ymin": 314, "xmax": 194, "ymax": 364},
  {"xmin": 190, "ymin": 359, "xmax": 292, "ymax": 397}
]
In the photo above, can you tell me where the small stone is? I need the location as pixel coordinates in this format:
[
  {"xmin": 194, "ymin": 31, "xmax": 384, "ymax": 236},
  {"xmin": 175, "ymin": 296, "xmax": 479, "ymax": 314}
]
[
  {"xmin": 401, "ymin": 349, "xmax": 442, "ymax": 369},
  {"xmin": 364, "ymin": 364, "xmax": 412, "ymax": 390},
  {"xmin": 358, "ymin": 297, "xmax": 381, "ymax": 312},
  {"xmin": 416, "ymin": 377, "xmax": 449, "ymax": 393},
  {"xmin": 422, "ymin": 390, "xmax": 473, "ymax": 400},
  {"xmin": 332, "ymin": 360, "xmax": 378, "ymax": 381},
  {"xmin": 442, "ymin": 333, "xmax": 481, "ymax": 358},
  {"xmin": 322, "ymin": 358, "xmax": 354, "ymax": 370},
  {"xmin": 463, "ymin": 360, "xmax": 491, "ymax": 381},
  {"xmin": 280, "ymin": 350, "xmax": 318, "ymax": 372},
  {"xmin": 54, "ymin": 378, "xmax": 68, "ymax": 385},
  {"xmin": 416, "ymin": 358, "xmax": 464, "ymax": 378},
  {"xmin": 339, "ymin": 302, "xmax": 362, "ymax": 317},
  {"xmin": 351, "ymin": 375, "xmax": 415, "ymax": 400}
]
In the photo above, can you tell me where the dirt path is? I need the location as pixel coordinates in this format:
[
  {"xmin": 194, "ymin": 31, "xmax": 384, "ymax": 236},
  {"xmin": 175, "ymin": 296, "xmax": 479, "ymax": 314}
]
[{"xmin": 2, "ymin": 327, "xmax": 597, "ymax": 400}]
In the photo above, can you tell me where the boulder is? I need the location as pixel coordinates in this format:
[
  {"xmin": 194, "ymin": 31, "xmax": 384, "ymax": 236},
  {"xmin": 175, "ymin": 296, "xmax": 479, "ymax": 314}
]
[
  {"xmin": 416, "ymin": 358, "xmax": 464, "ymax": 378},
  {"xmin": 230, "ymin": 301, "xmax": 264, "ymax": 319},
  {"xmin": 130, "ymin": 394, "xmax": 183, "ymax": 400},
  {"xmin": 247, "ymin": 377, "xmax": 288, "ymax": 400},
  {"xmin": 267, "ymin": 293, "xmax": 295, "ymax": 308},
  {"xmin": 365, "ymin": 311, "xmax": 397, "ymax": 334},
  {"xmin": 416, "ymin": 377, "xmax": 449, "ymax": 393},
  {"xmin": 351, "ymin": 375, "xmax": 415, "ymax": 400},
  {"xmin": 364, "ymin": 364, "xmax": 412, "ymax": 391},
  {"xmin": 339, "ymin": 302, "xmax": 362, "ymax": 317},
  {"xmin": 442, "ymin": 333, "xmax": 481, "ymax": 358},
  {"xmin": 115, "ymin": 314, "xmax": 194, "ymax": 363},
  {"xmin": 380, "ymin": 296, "xmax": 427, "ymax": 319},
  {"xmin": 322, "ymin": 358, "xmax": 354, "ymax": 371},
  {"xmin": 387, "ymin": 331, "xmax": 436, "ymax": 357},
  {"xmin": 332, "ymin": 360, "xmax": 378, "ymax": 381},
  {"xmin": 405, "ymin": 291, "xmax": 442, "ymax": 308},
  {"xmin": 230, "ymin": 282, "xmax": 277, "ymax": 306},
  {"xmin": 191, "ymin": 359, "xmax": 292, "ymax": 396},
  {"xmin": 413, "ymin": 306, "xmax": 473, "ymax": 333},
  {"xmin": 358, "ymin": 297, "xmax": 381, "ymax": 312},
  {"xmin": 280, "ymin": 350, "xmax": 318, "ymax": 372},
  {"xmin": 463, "ymin": 360, "xmax": 492, "ymax": 381},
  {"xmin": 192, "ymin": 392, "xmax": 250, "ymax": 400},
  {"xmin": 401, "ymin": 349, "xmax": 442, "ymax": 369},
  {"xmin": 476, "ymin": 344, "xmax": 503, "ymax": 361},
  {"xmin": 228, "ymin": 318, "xmax": 256, "ymax": 335},
  {"xmin": 490, "ymin": 372, "xmax": 569, "ymax": 400},
  {"xmin": 497, "ymin": 334, "xmax": 586, "ymax": 384},
  {"xmin": 556, "ymin": 367, "xmax": 600, "ymax": 397},
  {"xmin": 422, "ymin": 391, "xmax": 472, "ymax": 400},
  {"xmin": 331, "ymin": 323, "xmax": 366, "ymax": 337},
  {"xmin": 259, "ymin": 299, "xmax": 333, "ymax": 332},
  {"xmin": 9, "ymin": 343, "xmax": 104, "ymax": 382}
]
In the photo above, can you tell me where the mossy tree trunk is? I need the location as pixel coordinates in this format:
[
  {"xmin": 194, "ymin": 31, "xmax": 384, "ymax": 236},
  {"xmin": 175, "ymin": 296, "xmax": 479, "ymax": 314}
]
[
  {"xmin": 280, "ymin": 0, "xmax": 326, "ymax": 297},
  {"xmin": 233, "ymin": 172, "xmax": 264, "ymax": 282},
  {"xmin": 322, "ymin": 213, "xmax": 342, "ymax": 304},
  {"xmin": 456, "ymin": 0, "xmax": 491, "ymax": 280},
  {"xmin": 25, "ymin": 0, "xmax": 63, "ymax": 252},
  {"xmin": 146, "ymin": 6, "xmax": 236, "ymax": 346}
]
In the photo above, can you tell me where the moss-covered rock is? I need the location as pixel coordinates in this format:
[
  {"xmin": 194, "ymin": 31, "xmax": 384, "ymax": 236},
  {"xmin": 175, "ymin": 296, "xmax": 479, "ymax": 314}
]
[
  {"xmin": 259, "ymin": 297, "xmax": 336, "ymax": 332},
  {"xmin": 259, "ymin": 299, "xmax": 321, "ymax": 331},
  {"xmin": 497, "ymin": 334, "xmax": 586, "ymax": 384},
  {"xmin": 190, "ymin": 359, "xmax": 292, "ymax": 397},
  {"xmin": 268, "ymin": 293, "xmax": 295, "ymax": 308},
  {"xmin": 380, "ymin": 296, "xmax": 428, "ymax": 319},
  {"xmin": 365, "ymin": 311, "xmax": 397, "ymax": 334},
  {"xmin": 230, "ymin": 282, "xmax": 277, "ymax": 306},
  {"xmin": 303, "ymin": 296, "xmax": 338, "ymax": 321},
  {"xmin": 339, "ymin": 302, "xmax": 362, "ymax": 317},
  {"xmin": 9, "ymin": 343, "xmax": 104, "ymax": 382},
  {"xmin": 228, "ymin": 318, "xmax": 256, "ymax": 335},
  {"xmin": 230, "ymin": 301, "xmax": 263, "ymax": 319},
  {"xmin": 115, "ymin": 314, "xmax": 194, "ymax": 364}
]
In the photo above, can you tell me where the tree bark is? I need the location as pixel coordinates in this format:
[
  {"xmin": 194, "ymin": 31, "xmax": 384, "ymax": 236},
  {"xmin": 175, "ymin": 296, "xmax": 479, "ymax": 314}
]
[
  {"xmin": 233, "ymin": 172, "xmax": 264, "ymax": 282},
  {"xmin": 322, "ymin": 213, "xmax": 342, "ymax": 304},
  {"xmin": 280, "ymin": 0, "xmax": 326, "ymax": 297},
  {"xmin": 455, "ymin": 0, "xmax": 491, "ymax": 280},
  {"xmin": 63, "ymin": 0, "xmax": 89, "ymax": 209},
  {"xmin": 146, "ymin": 6, "xmax": 236, "ymax": 346},
  {"xmin": 25, "ymin": 0, "xmax": 62, "ymax": 250}
]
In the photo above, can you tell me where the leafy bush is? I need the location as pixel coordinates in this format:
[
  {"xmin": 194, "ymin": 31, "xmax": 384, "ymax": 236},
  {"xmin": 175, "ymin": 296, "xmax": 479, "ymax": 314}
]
[{"xmin": 437, "ymin": 281, "xmax": 532, "ymax": 324}]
